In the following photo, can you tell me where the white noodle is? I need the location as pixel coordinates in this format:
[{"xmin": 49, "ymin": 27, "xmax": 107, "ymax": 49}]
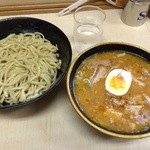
[{"xmin": 0, "ymin": 32, "xmax": 61, "ymax": 104}]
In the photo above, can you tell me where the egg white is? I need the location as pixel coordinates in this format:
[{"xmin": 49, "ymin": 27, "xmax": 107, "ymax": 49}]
[{"xmin": 105, "ymin": 69, "xmax": 132, "ymax": 96}]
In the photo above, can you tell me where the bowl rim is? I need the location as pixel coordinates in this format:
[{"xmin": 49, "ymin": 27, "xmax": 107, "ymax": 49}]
[{"xmin": 66, "ymin": 42, "xmax": 150, "ymax": 139}]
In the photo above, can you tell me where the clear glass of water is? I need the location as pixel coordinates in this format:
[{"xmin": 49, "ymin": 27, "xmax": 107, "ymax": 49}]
[{"xmin": 73, "ymin": 5, "xmax": 106, "ymax": 53}]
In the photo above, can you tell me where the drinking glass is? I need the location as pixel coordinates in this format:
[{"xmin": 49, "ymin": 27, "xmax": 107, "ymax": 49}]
[{"xmin": 73, "ymin": 5, "xmax": 106, "ymax": 53}]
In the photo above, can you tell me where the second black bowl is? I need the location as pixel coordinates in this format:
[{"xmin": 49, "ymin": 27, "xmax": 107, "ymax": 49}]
[{"xmin": 67, "ymin": 42, "xmax": 150, "ymax": 139}]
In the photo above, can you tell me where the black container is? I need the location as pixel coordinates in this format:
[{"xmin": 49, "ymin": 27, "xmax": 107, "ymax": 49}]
[
  {"xmin": 67, "ymin": 42, "xmax": 150, "ymax": 139},
  {"xmin": 0, "ymin": 17, "xmax": 72, "ymax": 109}
]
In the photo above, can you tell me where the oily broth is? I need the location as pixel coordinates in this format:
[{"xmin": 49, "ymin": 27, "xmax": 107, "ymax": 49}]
[{"xmin": 74, "ymin": 51, "xmax": 150, "ymax": 133}]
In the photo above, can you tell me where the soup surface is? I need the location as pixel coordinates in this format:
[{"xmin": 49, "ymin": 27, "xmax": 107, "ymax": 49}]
[{"xmin": 74, "ymin": 51, "xmax": 150, "ymax": 133}]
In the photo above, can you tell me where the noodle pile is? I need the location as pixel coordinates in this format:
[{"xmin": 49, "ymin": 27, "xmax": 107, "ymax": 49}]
[{"xmin": 0, "ymin": 32, "xmax": 61, "ymax": 104}]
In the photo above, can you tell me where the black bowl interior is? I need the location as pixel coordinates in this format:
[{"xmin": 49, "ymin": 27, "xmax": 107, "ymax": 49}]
[
  {"xmin": 68, "ymin": 43, "xmax": 150, "ymax": 136},
  {"xmin": 0, "ymin": 17, "xmax": 72, "ymax": 109}
]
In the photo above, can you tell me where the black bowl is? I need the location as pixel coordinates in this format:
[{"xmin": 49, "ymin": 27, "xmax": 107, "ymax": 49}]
[
  {"xmin": 0, "ymin": 17, "xmax": 72, "ymax": 109},
  {"xmin": 67, "ymin": 42, "xmax": 150, "ymax": 139}
]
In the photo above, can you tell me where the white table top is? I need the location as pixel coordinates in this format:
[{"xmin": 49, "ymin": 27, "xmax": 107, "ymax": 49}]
[{"xmin": 0, "ymin": 9, "xmax": 150, "ymax": 150}]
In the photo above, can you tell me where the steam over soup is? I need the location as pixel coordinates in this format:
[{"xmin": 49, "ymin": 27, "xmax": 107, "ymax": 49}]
[{"xmin": 73, "ymin": 51, "xmax": 150, "ymax": 133}]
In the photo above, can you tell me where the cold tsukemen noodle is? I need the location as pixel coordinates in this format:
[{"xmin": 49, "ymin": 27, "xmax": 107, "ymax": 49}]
[{"xmin": 0, "ymin": 32, "xmax": 61, "ymax": 104}]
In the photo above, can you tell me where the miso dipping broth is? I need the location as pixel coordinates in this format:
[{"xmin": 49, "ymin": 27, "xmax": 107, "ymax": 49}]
[{"xmin": 73, "ymin": 51, "xmax": 150, "ymax": 133}]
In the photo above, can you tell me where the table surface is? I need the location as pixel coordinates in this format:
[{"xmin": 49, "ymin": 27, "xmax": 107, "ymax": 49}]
[{"xmin": 0, "ymin": 9, "xmax": 150, "ymax": 150}]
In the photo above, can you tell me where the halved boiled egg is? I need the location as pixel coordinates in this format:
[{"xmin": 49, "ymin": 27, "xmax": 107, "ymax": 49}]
[{"xmin": 105, "ymin": 69, "xmax": 132, "ymax": 96}]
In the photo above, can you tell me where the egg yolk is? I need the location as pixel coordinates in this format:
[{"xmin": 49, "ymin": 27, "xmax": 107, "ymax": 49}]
[{"xmin": 109, "ymin": 75, "xmax": 125, "ymax": 91}]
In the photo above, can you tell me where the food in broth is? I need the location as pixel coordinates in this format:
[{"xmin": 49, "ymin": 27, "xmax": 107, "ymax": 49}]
[
  {"xmin": 74, "ymin": 51, "xmax": 150, "ymax": 133},
  {"xmin": 105, "ymin": 68, "xmax": 132, "ymax": 96}
]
